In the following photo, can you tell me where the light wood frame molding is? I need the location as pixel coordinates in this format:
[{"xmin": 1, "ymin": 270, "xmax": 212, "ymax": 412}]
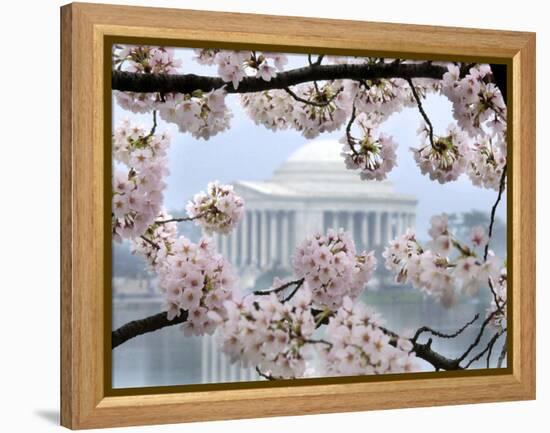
[{"xmin": 60, "ymin": 2, "xmax": 536, "ymax": 429}]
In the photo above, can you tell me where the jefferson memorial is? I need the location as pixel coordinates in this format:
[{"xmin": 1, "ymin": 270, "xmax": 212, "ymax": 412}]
[
  {"xmin": 201, "ymin": 139, "xmax": 418, "ymax": 383},
  {"xmin": 212, "ymin": 139, "xmax": 417, "ymax": 289}
]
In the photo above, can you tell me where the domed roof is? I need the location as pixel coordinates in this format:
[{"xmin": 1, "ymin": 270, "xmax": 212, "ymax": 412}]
[
  {"xmin": 271, "ymin": 139, "xmax": 393, "ymax": 195},
  {"xmin": 286, "ymin": 139, "xmax": 345, "ymax": 164},
  {"xmin": 233, "ymin": 138, "xmax": 416, "ymax": 205}
]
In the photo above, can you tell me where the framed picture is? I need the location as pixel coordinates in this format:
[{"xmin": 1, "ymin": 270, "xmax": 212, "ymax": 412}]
[{"xmin": 60, "ymin": 3, "xmax": 536, "ymax": 429}]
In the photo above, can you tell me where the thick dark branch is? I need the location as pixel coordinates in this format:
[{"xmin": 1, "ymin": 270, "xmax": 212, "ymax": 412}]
[
  {"xmin": 380, "ymin": 325, "xmax": 463, "ymax": 371},
  {"xmin": 110, "ymin": 305, "xmax": 481, "ymax": 372},
  {"xmin": 112, "ymin": 62, "xmax": 448, "ymax": 95},
  {"xmin": 112, "ymin": 310, "xmax": 188, "ymax": 349},
  {"xmin": 413, "ymin": 338, "xmax": 462, "ymax": 371}
]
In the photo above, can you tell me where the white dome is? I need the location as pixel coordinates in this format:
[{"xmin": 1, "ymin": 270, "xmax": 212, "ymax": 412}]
[
  {"xmin": 233, "ymin": 138, "xmax": 416, "ymax": 207},
  {"xmin": 269, "ymin": 138, "xmax": 394, "ymax": 195},
  {"xmin": 286, "ymin": 139, "xmax": 344, "ymax": 164}
]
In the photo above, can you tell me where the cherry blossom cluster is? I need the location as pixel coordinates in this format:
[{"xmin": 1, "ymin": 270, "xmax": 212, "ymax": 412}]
[
  {"xmin": 158, "ymin": 88, "xmax": 232, "ymax": 140},
  {"xmin": 320, "ymin": 298, "xmax": 419, "ymax": 375},
  {"xmin": 114, "ymin": 45, "xmax": 182, "ymax": 74},
  {"xmin": 411, "ymin": 122, "xmax": 471, "ymax": 184},
  {"xmin": 467, "ymin": 136, "xmax": 507, "ymax": 190},
  {"xmin": 240, "ymin": 89, "xmax": 295, "ymax": 131},
  {"xmin": 112, "ymin": 46, "xmax": 232, "ymax": 140},
  {"xmin": 112, "ymin": 46, "xmax": 508, "ymax": 191},
  {"xmin": 240, "ymin": 81, "xmax": 349, "ymax": 139},
  {"xmin": 341, "ymin": 115, "xmax": 398, "ymax": 181},
  {"xmin": 130, "ymin": 210, "xmax": 178, "ymax": 270},
  {"xmin": 113, "ymin": 45, "xmax": 182, "ymax": 114},
  {"xmin": 215, "ymin": 289, "xmax": 316, "ymax": 378},
  {"xmin": 111, "ymin": 120, "xmax": 170, "ymax": 241},
  {"xmin": 342, "ymin": 76, "xmax": 425, "ymax": 120},
  {"xmin": 289, "ymin": 82, "xmax": 350, "ymax": 139},
  {"xmin": 156, "ymin": 235, "xmax": 238, "ymax": 336},
  {"xmin": 292, "ymin": 229, "xmax": 377, "ymax": 310},
  {"xmin": 441, "ymin": 64, "xmax": 507, "ymax": 141},
  {"xmin": 185, "ymin": 181, "xmax": 245, "ymax": 234},
  {"xmin": 440, "ymin": 64, "xmax": 507, "ymax": 190},
  {"xmin": 193, "ymin": 49, "xmax": 288, "ymax": 89},
  {"xmin": 383, "ymin": 214, "xmax": 503, "ymax": 308}
]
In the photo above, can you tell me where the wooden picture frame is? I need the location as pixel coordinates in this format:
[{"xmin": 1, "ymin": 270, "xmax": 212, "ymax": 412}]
[{"xmin": 61, "ymin": 2, "xmax": 536, "ymax": 429}]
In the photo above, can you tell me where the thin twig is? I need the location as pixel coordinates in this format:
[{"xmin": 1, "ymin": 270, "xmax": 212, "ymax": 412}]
[
  {"xmin": 281, "ymin": 279, "xmax": 304, "ymax": 302},
  {"xmin": 255, "ymin": 366, "xmax": 277, "ymax": 381},
  {"xmin": 139, "ymin": 235, "xmax": 159, "ymax": 250},
  {"xmin": 303, "ymin": 338, "xmax": 333, "ymax": 348},
  {"xmin": 283, "ymin": 86, "xmax": 340, "ymax": 107},
  {"xmin": 457, "ymin": 309, "xmax": 499, "ymax": 363},
  {"xmin": 155, "ymin": 214, "xmax": 203, "ymax": 225},
  {"xmin": 406, "ymin": 77, "xmax": 435, "ymax": 148},
  {"xmin": 483, "ymin": 165, "xmax": 507, "ymax": 261},
  {"xmin": 486, "ymin": 329, "xmax": 506, "ymax": 368},
  {"xmin": 345, "ymin": 105, "xmax": 359, "ymax": 156},
  {"xmin": 253, "ymin": 278, "xmax": 304, "ymax": 296},
  {"xmin": 411, "ymin": 314, "xmax": 480, "ymax": 344},
  {"xmin": 497, "ymin": 339, "xmax": 508, "ymax": 368},
  {"xmin": 146, "ymin": 110, "xmax": 157, "ymax": 138},
  {"xmin": 488, "ymin": 277, "xmax": 505, "ymax": 316},
  {"xmin": 464, "ymin": 329, "xmax": 505, "ymax": 369}
]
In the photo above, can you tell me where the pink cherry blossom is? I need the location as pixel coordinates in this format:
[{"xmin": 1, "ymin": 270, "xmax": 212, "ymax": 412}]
[
  {"xmin": 111, "ymin": 120, "xmax": 170, "ymax": 242},
  {"xmin": 217, "ymin": 289, "xmax": 316, "ymax": 379},
  {"xmin": 292, "ymin": 229, "xmax": 377, "ymax": 309},
  {"xmin": 321, "ymin": 297, "xmax": 421, "ymax": 376},
  {"xmin": 185, "ymin": 182, "xmax": 245, "ymax": 234},
  {"xmin": 156, "ymin": 234, "xmax": 238, "ymax": 336}
]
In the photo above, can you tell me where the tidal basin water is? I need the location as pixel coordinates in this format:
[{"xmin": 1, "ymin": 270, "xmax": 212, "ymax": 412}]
[{"xmin": 112, "ymin": 290, "xmax": 506, "ymax": 389}]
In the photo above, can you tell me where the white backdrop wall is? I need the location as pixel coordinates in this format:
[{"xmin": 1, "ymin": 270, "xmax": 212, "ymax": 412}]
[{"xmin": 0, "ymin": 0, "xmax": 546, "ymax": 432}]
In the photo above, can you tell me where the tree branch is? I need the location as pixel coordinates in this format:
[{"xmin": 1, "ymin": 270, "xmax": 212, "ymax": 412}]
[
  {"xmin": 139, "ymin": 234, "xmax": 159, "ymax": 250},
  {"xmin": 464, "ymin": 329, "xmax": 505, "ymax": 369},
  {"xmin": 111, "ymin": 303, "xmax": 491, "ymax": 372},
  {"xmin": 253, "ymin": 278, "xmax": 304, "ymax": 296},
  {"xmin": 155, "ymin": 213, "xmax": 204, "ymax": 225},
  {"xmin": 406, "ymin": 77, "xmax": 435, "ymax": 148},
  {"xmin": 497, "ymin": 339, "xmax": 508, "ymax": 368},
  {"xmin": 283, "ymin": 86, "xmax": 341, "ymax": 107},
  {"xmin": 411, "ymin": 313, "xmax": 479, "ymax": 344},
  {"xmin": 412, "ymin": 338, "xmax": 462, "ymax": 371},
  {"xmin": 255, "ymin": 366, "xmax": 278, "ymax": 381},
  {"xmin": 456, "ymin": 309, "xmax": 500, "ymax": 363},
  {"xmin": 483, "ymin": 164, "xmax": 507, "ymax": 261},
  {"xmin": 112, "ymin": 310, "xmax": 188, "ymax": 349},
  {"xmin": 112, "ymin": 62, "xmax": 448, "ymax": 95}
]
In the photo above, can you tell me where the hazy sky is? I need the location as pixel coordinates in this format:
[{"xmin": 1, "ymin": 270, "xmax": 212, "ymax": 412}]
[{"xmin": 113, "ymin": 48, "xmax": 506, "ymax": 239}]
